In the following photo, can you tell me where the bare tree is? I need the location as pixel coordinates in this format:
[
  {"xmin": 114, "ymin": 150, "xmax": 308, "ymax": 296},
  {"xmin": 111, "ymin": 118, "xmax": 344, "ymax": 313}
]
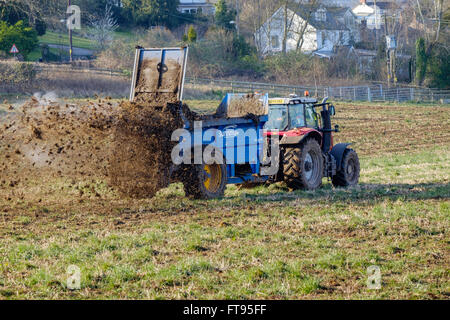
[
  {"xmin": 246, "ymin": 0, "xmax": 320, "ymax": 55},
  {"xmin": 413, "ymin": 0, "xmax": 447, "ymax": 84},
  {"xmin": 415, "ymin": 0, "xmax": 445, "ymax": 50},
  {"xmin": 279, "ymin": 0, "xmax": 304, "ymax": 54},
  {"xmin": 0, "ymin": 0, "xmax": 65, "ymax": 27},
  {"xmin": 292, "ymin": 0, "xmax": 320, "ymax": 52},
  {"xmin": 90, "ymin": 5, "xmax": 118, "ymax": 50},
  {"xmin": 241, "ymin": 0, "xmax": 279, "ymax": 55}
]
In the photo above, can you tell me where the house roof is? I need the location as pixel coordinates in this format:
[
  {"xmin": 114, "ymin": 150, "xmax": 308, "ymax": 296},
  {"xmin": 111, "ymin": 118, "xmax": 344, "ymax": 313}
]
[
  {"xmin": 352, "ymin": 3, "xmax": 375, "ymax": 16},
  {"xmin": 352, "ymin": 48, "xmax": 377, "ymax": 57},
  {"xmin": 291, "ymin": 6, "xmax": 351, "ymax": 31}
]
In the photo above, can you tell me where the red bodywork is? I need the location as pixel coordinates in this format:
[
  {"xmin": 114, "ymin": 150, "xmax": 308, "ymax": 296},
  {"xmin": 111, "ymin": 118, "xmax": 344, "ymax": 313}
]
[{"xmin": 264, "ymin": 128, "xmax": 334, "ymax": 151}]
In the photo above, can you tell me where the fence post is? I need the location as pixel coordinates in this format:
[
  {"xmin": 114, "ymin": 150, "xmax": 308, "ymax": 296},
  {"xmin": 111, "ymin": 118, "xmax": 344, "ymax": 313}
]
[
  {"xmin": 410, "ymin": 87, "xmax": 414, "ymax": 101},
  {"xmin": 368, "ymin": 87, "xmax": 371, "ymax": 102}
]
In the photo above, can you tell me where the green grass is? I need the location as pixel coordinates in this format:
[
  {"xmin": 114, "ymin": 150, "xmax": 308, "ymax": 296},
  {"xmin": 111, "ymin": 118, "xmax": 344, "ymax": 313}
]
[
  {"xmin": 0, "ymin": 147, "xmax": 448, "ymax": 299},
  {"xmin": 26, "ymin": 48, "xmax": 42, "ymax": 61},
  {"xmin": 38, "ymin": 31, "xmax": 99, "ymax": 51},
  {"xmin": 0, "ymin": 101, "xmax": 448, "ymax": 299},
  {"xmin": 25, "ymin": 29, "xmax": 136, "ymax": 61},
  {"xmin": 113, "ymin": 29, "xmax": 139, "ymax": 42}
]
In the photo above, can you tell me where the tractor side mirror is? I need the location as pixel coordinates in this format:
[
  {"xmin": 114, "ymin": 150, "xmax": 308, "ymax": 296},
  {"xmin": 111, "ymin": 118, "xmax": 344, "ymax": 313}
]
[{"xmin": 329, "ymin": 105, "xmax": 336, "ymax": 116}]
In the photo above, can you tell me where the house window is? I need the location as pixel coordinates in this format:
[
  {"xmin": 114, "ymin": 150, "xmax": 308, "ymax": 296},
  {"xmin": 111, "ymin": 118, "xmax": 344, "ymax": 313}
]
[
  {"xmin": 315, "ymin": 8, "xmax": 327, "ymax": 22},
  {"xmin": 182, "ymin": 8, "xmax": 197, "ymax": 14},
  {"xmin": 271, "ymin": 35, "xmax": 280, "ymax": 48}
]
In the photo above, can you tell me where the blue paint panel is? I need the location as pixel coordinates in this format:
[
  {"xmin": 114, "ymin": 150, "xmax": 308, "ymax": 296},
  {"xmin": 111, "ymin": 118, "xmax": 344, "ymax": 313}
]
[{"xmin": 188, "ymin": 114, "xmax": 269, "ymax": 184}]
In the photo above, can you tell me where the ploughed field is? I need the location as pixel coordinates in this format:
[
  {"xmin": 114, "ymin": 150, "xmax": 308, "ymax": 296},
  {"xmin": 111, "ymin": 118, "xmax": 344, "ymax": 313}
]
[{"xmin": 0, "ymin": 100, "xmax": 448, "ymax": 299}]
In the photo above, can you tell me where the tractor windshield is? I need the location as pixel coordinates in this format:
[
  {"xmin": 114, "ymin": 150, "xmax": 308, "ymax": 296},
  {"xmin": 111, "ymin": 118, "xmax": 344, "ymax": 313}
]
[
  {"xmin": 289, "ymin": 103, "xmax": 306, "ymax": 128},
  {"xmin": 265, "ymin": 105, "xmax": 288, "ymax": 131}
]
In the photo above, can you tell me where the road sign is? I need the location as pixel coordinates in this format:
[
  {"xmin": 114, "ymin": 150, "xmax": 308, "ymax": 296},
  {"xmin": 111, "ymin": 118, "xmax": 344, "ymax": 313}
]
[{"xmin": 10, "ymin": 44, "xmax": 19, "ymax": 54}]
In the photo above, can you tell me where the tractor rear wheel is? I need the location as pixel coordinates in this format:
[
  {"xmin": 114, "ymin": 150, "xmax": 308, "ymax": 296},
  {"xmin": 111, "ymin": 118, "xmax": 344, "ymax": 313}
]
[
  {"xmin": 332, "ymin": 149, "xmax": 360, "ymax": 187},
  {"xmin": 283, "ymin": 139, "xmax": 323, "ymax": 190},
  {"xmin": 184, "ymin": 163, "xmax": 227, "ymax": 199}
]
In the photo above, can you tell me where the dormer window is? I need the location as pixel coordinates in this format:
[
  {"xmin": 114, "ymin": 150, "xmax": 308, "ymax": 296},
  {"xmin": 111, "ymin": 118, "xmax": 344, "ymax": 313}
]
[{"xmin": 315, "ymin": 8, "xmax": 327, "ymax": 22}]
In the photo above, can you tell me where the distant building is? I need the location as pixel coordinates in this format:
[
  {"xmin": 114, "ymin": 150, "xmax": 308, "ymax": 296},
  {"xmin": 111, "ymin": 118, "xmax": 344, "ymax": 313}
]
[
  {"xmin": 352, "ymin": 0, "xmax": 402, "ymax": 30},
  {"xmin": 256, "ymin": 5, "xmax": 359, "ymax": 55},
  {"xmin": 315, "ymin": 0, "xmax": 360, "ymax": 8},
  {"xmin": 178, "ymin": 0, "xmax": 217, "ymax": 15}
]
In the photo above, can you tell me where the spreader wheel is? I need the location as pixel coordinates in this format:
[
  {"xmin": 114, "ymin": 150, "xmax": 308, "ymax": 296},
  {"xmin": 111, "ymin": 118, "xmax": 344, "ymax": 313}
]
[
  {"xmin": 332, "ymin": 149, "xmax": 360, "ymax": 187},
  {"xmin": 184, "ymin": 163, "xmax": 227, "ymax": 199}
]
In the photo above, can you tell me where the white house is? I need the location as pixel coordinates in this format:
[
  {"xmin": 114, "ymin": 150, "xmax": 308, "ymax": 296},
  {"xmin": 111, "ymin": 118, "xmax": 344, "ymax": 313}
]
[
  {"xmin": 352, "ymin": 0, "xmax": 384, "ymax": 29},
  {"xmin": 177, "ymin": 0, "xmax": 217, "ymax": 15},
  {"xmin": 352, "ymin": 0, "xmax": 402, "ymax": 30},
  {"xmin": 256, "ymin": 5, "xmax": 359, "ymax": 56}
]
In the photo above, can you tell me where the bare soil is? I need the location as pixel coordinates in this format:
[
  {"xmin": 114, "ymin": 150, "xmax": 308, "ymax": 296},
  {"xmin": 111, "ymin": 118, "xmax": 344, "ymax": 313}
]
[
  {"xmin": 225, "ymin": 94, "xmax": 266, "ymax": 118},
  {"xmin": 0, "ymin": 97, "xmax": 183, "ymax": 199},
  {"xmin": 214, "ymin": 94, "xmax": 266, "ymax": 119}
]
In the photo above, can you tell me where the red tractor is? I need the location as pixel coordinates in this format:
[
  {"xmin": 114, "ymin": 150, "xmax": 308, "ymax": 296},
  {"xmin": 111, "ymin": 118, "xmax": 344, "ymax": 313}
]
[{"xmin": 264, "ymin": 95, "xmax": 360, "ymax": 189}]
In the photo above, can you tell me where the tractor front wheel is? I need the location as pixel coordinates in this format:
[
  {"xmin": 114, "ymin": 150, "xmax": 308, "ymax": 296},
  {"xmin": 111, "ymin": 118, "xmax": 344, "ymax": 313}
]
[
  {"xmin": 184, "ymin": 163, "xmax": 227, "ymax": 199},
  {"xmin": 332, "ymin": 149, "xmax": 360, "ymax": 187},
  {"xmin": 283, "ymin": 139, "xmax": 323, "ymax": 190}
]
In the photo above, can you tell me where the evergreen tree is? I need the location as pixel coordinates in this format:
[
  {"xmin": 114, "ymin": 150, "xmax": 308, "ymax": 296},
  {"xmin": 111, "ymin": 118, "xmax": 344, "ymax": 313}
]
[
  {"xmin": 215, "ymin": 0, "xmax": 236, "ymax": 31},
  {"xmin": 428, "ymin": 46, "xmax": 450, "ymax": 89},
  {"xmin": 121, "ymin": 0, "xmax": 180, "ymax": 28},
  {"xmin": 0, "ymin": 20, "xmax": 38, "ymax": 58},
  {"xmin": 415, "ymin": 38, "xmax": 427, "ymax": 85},
  {"xmin": 187, "ymin": 25, "xmax": 197, "ymax": 43}
]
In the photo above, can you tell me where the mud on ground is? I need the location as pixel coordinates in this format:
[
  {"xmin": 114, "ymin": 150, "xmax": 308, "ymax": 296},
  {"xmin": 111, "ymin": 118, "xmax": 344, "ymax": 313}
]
[
  {"xmin": 0, "ymin": 96, "xmax": 183, "ymax": 199},
  {"xmin": 225, "ymin": 94, "xmax": 266, "ymax": 118}
]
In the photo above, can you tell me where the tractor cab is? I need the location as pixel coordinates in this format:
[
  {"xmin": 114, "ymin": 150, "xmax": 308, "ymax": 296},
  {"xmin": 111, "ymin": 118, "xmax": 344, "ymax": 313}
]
[
  {"xmin": 262, "ymin": 94, "xmax": 359, "ymax": 191},
  {"xmin": 264, "ymin": 96, "xmax": 320, "ymax": 132}
]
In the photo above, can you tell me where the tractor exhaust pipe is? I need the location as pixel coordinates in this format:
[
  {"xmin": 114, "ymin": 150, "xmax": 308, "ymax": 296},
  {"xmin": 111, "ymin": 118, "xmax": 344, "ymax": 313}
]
[{"xmin": 316, "ymin": 97, "xmax": 331, "ymax": 153}]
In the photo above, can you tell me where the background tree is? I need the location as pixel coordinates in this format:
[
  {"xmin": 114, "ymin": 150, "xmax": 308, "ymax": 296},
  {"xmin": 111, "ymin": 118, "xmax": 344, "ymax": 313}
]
[
  {"xmin": 427, "ymin": 45, "xmax": 449, "ymax": 89},
  {"xmin": 121, "ymin": 0, "xmax": 180, "ymax": 28},
  {"xmin": 0, "ymin": 0, "xmax": 62, "ymax": 30},
  {"xmin": 90, "ymin": 5, "xmax": 118, "ymax": 50},
  {"xmin": 414, "ymin": 0, "xmax": 446, "ymax": 85},
  {"xmin": 187, "ymin": 25, "xmax": 197, "ymax": 43},
  {"xmin": 241, "ymin": 0, "xmax": 287, "ymax": 56},
  {"xmin": 215, "ymin": 0, "xmax": 236, "ymax": 31},
  {"xmin": 415, "ymin": 37, "xmax": 427, "ymax": 85},
  {"xmin": 0, "ymin": 20, "xmax": 38, "ymax": 58},
  {"xmin": 278, "ymin": 0, "xmax": 313, "ymax": 54}
]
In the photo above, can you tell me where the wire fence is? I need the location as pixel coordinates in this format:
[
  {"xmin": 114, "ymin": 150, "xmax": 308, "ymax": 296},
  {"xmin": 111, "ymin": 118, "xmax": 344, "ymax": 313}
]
[
  {"xmin": 1, "ymin": 61, "xmax": 449, "ymax": 103},
  {"xmin": 186, "ymin": 78, "xmax": 450, "ymax": 103}
]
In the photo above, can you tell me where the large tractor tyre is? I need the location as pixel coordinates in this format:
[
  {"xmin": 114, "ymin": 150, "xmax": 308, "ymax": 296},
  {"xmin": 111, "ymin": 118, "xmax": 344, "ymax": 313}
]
[
  {"xmin": 283, "ymin": 139, "xmax": 324, "ymax": 190},
  {"xmin": 184, "ymin": 163, "xmax": 227, "ymax": 199},
  {"xmin": 332, "ymin": 149, "xmax": 360, "ymax": 187}
]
